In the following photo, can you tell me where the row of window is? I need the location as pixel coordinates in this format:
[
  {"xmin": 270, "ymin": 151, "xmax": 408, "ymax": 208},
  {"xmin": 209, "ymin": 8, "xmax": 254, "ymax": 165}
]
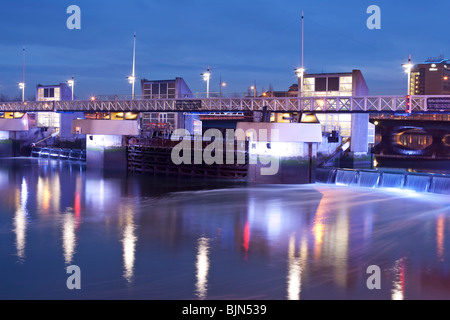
[
  {"xmin": 303, "ymin": 76, "xmax": 353, "ymax": 97},
  {"xmin": 142, "ymin": 82, "xmax": 176, "ymax": 99},
  {"xmin": 37, "ymin": 88, "xmax": 61, "ymax": 101}
]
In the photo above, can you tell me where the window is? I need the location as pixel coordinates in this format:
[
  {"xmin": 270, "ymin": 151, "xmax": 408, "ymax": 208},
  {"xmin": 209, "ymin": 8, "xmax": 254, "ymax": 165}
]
[
  {"xmin": 340, "ymin": 84, "xmax": 352, "ymax": 92},
  {"xmin": 315, "ymin": 78, "xmax": 327, "ymax": 92},
  {"xmin": 328, "ymin": 77, "xmax": 339, "ymax": 91},
  {"xmin": 37, "ymin": 113, "xmax": 60, "ymax": 128},
  {"xmin": 317, "ymin": 114, "xmax": 352, "ymax": 137},
  {"xmin": 152, "ymin": 84, "xmax": 159, "ymax": 95},
  {"xmin": 44, "ymin": 88, "xmax": 55, "ymax": 98}
]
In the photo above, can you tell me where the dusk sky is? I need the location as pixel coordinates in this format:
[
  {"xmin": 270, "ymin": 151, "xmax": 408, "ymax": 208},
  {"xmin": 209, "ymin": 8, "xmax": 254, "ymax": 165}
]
[{"xmin": 0, "ymin": 0, "xmax": 448, "ymax": 99}]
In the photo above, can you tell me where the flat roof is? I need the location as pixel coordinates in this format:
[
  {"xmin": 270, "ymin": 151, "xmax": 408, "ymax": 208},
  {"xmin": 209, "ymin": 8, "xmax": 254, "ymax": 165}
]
[{"xmin": 304, "ymin": 72, "xmax": 353, "ymax": 77}]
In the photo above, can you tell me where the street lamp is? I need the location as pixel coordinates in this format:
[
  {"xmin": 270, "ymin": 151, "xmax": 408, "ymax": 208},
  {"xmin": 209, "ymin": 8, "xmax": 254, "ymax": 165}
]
[
  {"xmin": 18, "ymin": 82, "xmax": 25, "ymax": 102},
  {"xmin": 219, "ymin": 78, "xmax": 226, "ymax": 98},
  {"xmin": 250, "ymin": 85, "xmax": 256, "ymax": 98},
  {"xmin": 202, "ymin": 66, "xmax": 211, "ymax": 98},
  {"xmin": 128, "ymin": 32, "xmax": 137, "ymax": 100},
  {"xmin": 295, "ymin": 67, "xmax": 305, "ymax": 98},
  {"xmin": 20, "ymin": 47, "xmax": 25, "ymax": 102},
  {"xmin": 67, "ymin": 77, "xmax": 74, "ymax": 101},
  {"xmin": 402, "ymin": 55, "xmax": 413, "ymax": 113}
]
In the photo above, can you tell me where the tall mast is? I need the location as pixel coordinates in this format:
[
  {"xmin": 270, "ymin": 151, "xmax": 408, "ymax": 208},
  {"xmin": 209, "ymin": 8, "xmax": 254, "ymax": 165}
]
[{"xmin": 132, "ymin": 32, "xmax": 136, "ymax": 99}]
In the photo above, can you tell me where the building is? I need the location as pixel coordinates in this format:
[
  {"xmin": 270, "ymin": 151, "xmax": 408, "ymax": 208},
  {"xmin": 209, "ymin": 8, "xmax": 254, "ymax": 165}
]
[
  {"xmin": 141, "ymin": 77, "xmax": 193, "ymax": 100},
  {"xmin": 35, "ymin": 83, "xmax": 73, "ymax": 128},
  {"xmin": 301, "ymin": 70, "xmax": 368, "ymax": 97},
  {"xmin": 36, "ymin": 83, "xmax": 83, "ymax": 142},
  {"xmin": 267, "ymin": 70, "xmax": 371, "ymax": 167},
  {"xmin": 410, "ymin": 56, "xmax": 450, "ymax": 95},
  {"xmin": 272, "ymin": 70, "xmax": 369, "ymax": 138},
  {"xmin": 140, "ymin": 78, "xmax": 195, "ymax": 135}
]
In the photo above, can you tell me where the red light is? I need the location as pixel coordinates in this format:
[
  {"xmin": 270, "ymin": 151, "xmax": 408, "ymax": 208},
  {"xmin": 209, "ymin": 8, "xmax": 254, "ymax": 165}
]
[
  {"xmin": 243, "ymin": 221, "xmax": 250, "ymax": 260},
  {"xmin": 74, "ymin": 192, "xmax": 81, "ymax": 218},
  {"xmin": 406, "ymin": 95, "xmax": 411, "ymax": 113}
]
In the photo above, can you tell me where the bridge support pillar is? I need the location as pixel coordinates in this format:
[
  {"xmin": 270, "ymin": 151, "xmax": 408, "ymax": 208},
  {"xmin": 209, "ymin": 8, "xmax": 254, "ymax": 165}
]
[
  {"xmin": 237, "ymin": 122, "xmax": 323, "ymax": 184},
  {"xmin": 86, "ymin": 135, "xmax": 127, "ymax": 171},
  {"xmin": 344, "ymin": 114, "xmax": 371, "ymax": 169},
  {"xmin": 72, "ymin": 119, "xmax": 140, "ymax": 171},
  {"xmin": 0, "ymin": 131, "xmax": 13, "ymax": 157}
]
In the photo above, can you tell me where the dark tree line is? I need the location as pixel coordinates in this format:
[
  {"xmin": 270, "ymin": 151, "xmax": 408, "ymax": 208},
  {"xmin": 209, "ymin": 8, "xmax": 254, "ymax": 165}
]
[{"xmin": 0, "ymin": 94, "xmax": 35, "ymax": 102}]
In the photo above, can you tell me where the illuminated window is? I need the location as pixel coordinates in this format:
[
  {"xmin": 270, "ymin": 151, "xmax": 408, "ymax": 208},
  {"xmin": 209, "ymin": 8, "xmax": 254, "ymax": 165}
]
[
  {"xmin": 316, "ymin": 114, "xmax": 352, "ymax": 137},
  {"xmin": 37, "ymin": 113, "xmax": 60, "ymax": 128}
]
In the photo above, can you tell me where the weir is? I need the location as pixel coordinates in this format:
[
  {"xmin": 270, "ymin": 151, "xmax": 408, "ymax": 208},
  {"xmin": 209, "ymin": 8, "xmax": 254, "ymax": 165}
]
[
  {"xmin": 317, "ymin": 168, "xmax": 450, "ymax": 195},
  {"xmin": 31, "ymin": 147, "xmax": 86, "ymax": 162}
]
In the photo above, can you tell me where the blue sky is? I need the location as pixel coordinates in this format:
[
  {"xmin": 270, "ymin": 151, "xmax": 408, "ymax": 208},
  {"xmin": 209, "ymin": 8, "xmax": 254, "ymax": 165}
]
[{"xmin": 0, "ymin": 0, "xmax": 448, "ymax": 99}]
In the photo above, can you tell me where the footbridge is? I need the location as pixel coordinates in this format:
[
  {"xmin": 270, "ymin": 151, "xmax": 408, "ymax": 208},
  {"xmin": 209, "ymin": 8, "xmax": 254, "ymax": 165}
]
[{"xmin": 1, "ymin": 95, "xmax": 449, "ymax": 113}]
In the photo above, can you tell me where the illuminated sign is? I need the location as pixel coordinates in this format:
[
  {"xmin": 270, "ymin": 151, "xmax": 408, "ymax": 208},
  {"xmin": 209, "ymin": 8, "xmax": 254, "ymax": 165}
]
[
  {"xmin": 430, "ymin": 64, "xmax": 438, "ymax": 72},
  {"xmin": 428, "ymin": 97, "xmax": 450, "ymax": 111},
  {"xmin": 176, "ymin": 100, "xmax": 202, "ymax": 110}
]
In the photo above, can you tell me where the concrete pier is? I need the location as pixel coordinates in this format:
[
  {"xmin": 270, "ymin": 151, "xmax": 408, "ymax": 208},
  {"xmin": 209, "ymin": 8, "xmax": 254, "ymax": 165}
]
[{"xmin": 237, "ymin": 122, "xmax": 322, "ymax": 184}]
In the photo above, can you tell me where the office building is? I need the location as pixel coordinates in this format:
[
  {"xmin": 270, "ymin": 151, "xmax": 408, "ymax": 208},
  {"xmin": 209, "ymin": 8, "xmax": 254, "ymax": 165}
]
[{"xmin": 410, "ymin": 57, "xmax": 450, "ymax": 95}]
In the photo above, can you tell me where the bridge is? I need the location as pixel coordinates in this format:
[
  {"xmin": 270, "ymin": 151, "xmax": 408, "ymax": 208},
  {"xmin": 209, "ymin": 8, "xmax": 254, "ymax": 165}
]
[{"xmin": 1, "ymin": 95, "xmax": 449, "ymax": 113}]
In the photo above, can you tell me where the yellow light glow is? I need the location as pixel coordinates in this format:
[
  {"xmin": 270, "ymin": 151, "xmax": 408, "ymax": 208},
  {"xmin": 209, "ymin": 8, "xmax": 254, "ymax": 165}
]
[{"xmin": 437, "ymin": 215, "xmax": 445, "ymax": 261}]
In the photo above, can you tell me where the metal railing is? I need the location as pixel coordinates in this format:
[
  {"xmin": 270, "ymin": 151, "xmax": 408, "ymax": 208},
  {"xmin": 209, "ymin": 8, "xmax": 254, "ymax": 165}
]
[{"xmin": 0, "ymin": 95, "xmax": 447, "ymax": 113}]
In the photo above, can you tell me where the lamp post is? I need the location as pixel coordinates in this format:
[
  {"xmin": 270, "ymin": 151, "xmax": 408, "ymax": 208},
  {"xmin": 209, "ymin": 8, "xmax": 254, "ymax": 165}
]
[
  {"xmin": 219, "ymin": 76, "xmax": 226, "ymax": 98},
  {"xmin": 250, "ymin": 85, "xmax": 256, "ymax": 98},
  {"xmin": 20, "ymin": 46, "xmax": 25, "ymax": 102},
  {"xmin": 128, "ymin": 32, "xmax": 137, "ymax": 100},
  {"xmin": 295, "ymin": 67, "xmax": 305, "ymax": 98},
  {"xmin": 202, "ymin": 66, "xmax": 211, "ymax": 98},
  {"xmin": 18, "ymin": 82, "xmax": 25, "ymax": 102},
  {"xmin": 295, "ymin": 12, "xmax": 305, "ymax": 98},
  {"xmin": 402, "ymin": 54, "xmax": 413, "ymax": 113},
  {"xmin": 67, "ymin": 77, "xmax": 74, "ymax": 101}
]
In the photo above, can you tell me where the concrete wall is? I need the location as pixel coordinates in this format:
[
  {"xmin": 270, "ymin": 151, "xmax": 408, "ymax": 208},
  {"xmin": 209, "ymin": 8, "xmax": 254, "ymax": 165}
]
[
  {"xmin": 86, "ymin": 135, "xmax": 127, "ymax": 171},
  {"xmin": 72, "ymin": 119, "xmax": 140, "ymax": 136},
  {"xmin": 351, "ymin": 114, "xmax": 370, "ymax": 154},
  {"xmin": 59, "ymin": 112, "xmax": 85, "ymax": 141},
  {"xmin": 175, "ymin": 77, "xmax": 194, "ymax": 98},
  {"xmin": 247, "ymin": 141, "xmax": 317, "ymax": 184},
  {"xmin": 0, "ymin": 139, "xmax": 13, "ymax": 157},
  {"xmin": 236, "ymin": 122, "xmax": 321, "ymax": 185},
  {"xmin": 352, "ymin": 70, "xmax": 369, "ymax": 96}
]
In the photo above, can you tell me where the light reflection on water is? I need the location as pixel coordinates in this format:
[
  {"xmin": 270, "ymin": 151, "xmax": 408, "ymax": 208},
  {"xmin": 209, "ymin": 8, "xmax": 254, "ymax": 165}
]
[{"xmin": 1, "ymin": 158, "xmax": 450, "ymax": 300}]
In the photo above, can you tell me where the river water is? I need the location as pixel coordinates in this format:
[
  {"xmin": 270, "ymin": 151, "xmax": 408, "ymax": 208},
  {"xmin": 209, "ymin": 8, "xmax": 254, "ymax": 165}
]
[{"xmin": 1, "ymin": 158, "xmax": 450, "ymax": 300}]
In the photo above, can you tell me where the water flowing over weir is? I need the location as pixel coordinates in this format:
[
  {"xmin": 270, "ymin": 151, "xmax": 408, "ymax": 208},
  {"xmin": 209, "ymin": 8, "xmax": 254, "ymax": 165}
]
[
  {"xmin": 30, "ymin": 147, "xmax": 86, "ymax": 162},
  {"xmin": 317, "ymin": 168, "xmax": 450, "ymax": 195}
]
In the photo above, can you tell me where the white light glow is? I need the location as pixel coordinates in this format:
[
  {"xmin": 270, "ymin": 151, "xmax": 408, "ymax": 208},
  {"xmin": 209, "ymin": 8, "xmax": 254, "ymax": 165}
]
[
  {"xmin": 128, "ymin": 76, "xmax": 136, "ymax": 84},
  {"xmin": 62, "ymin": 212, "xmax": 77, "ymax": 265},
  {"xmin": 122, "ymin": 207, "xmax": 137, "ymax": 283},
  {"xmin": 391, "ymin": 259, "xmax": 405, "ymax": 301},
  {"xmin": 295, "ymin": 67, "xmax": 305, "ymax": 78},
  {"xmin": 287, "ymin": 234, "xmax": 302, "ymax": 300},
  {"xmin": 196, "ymin": 237, "xmax": 210, "ymax": 300}
]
